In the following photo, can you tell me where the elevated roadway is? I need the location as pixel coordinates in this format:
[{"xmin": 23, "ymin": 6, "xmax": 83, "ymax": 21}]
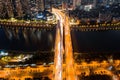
[
  {"xmin": 54, "ymin": 20, "xmax": 63, "ymax": 80},
  {"xmin": 52, "ymin": 8, "xmax": 77, "ymax": 80},
  {"xmin": 71, "ymin": 23, "xmax": 120, "ymax": 31},
  {"xmin": 0, "ymin": 21, "xmax": 56, "ymax": 29},
  {"xmin": 53, "ymin": 8, "xmax": 64, "ymax": 80}
]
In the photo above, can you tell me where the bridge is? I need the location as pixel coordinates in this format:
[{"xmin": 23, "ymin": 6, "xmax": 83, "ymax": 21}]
[
  {"xmin": 0, "ymin": 21, "xmax": 57, "ymax": 54},
  {"xmin": 0, "ymin": 20, "xmax": 56, "ymax": 30},
  {"xmin": 0, "ymin": 18, "xmax": 120, "ymax": 32},
  {"xmin": 53, "ymin": 7, "xmax": 120, "ymax": 80},
  {"xmin": 71, "ymin": 23, "xmax": 120, "ymax": 31},
  {"xmin": 53, "ymin": 8, "xmax": 77, "ymax": 80}
]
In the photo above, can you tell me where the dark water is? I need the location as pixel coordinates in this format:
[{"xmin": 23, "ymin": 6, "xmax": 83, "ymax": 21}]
[
  {"xmin": 71, "ymin": 30, "xmax": 120, "ymax": 53},
  {"xmin": 1, "ymin": 26, "xmax": 120, "ymax": 54},
  {"xmin": 0, "ymin": 27, "xmax": 56, "ymax": 52}
]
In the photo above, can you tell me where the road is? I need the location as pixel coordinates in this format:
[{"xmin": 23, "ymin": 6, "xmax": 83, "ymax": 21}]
[
  {"xmin": 54, "ymin": 20, "xmax": 63, "ymax": 80},
  {"xmin": 52, "ymin": 8, "xmax": 77, "ymax": 80},
  {"xmin": 53, "ymin": 8, "xmax": 64, "ymax": 80}
]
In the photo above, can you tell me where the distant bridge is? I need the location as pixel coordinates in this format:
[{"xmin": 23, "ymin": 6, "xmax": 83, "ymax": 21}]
[
  {"xmin": 71, "ymin": 22, "xmax": 120, "ymax": 31},
  {"xmin": 0, "ymin": 21, "xmax": 56, "ymax": 30},
  {"xmin": 0, "ymin": 20, "xmax": 56, "ymax": 51},
  {"xmin": 1, "ymin": 20, "xmax": 120, "ymax": 31}
]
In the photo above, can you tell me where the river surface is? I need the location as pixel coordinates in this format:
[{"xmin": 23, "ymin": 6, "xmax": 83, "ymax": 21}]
[
  {"xmin": 71, "ymin": 30, "xmax": 120, "ymax": 53},
  {"xmin": 0, "ymin": 27, "xmax": 56, "ymax": 52},
  {"xmin": 0, "ymin": 27, "xmax": 120, "ymax": 54}
]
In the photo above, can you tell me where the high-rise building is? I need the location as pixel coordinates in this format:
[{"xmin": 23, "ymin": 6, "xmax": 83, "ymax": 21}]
[
  {"xmin": 101, "ymin": 0, "xmax": 120, "ymax": 5},
  {"xmin": 15, "ymin": 0, "xmax": 23, "ymax": 17},
  {"xmin": 54, "ymin": 0, "xmax": 62, "ymax": 4},
  {"xmin": 0, "ymin": 0, "xmax": 3, "ymax": 16},
  {"xmin": 116, "ymin": 0, "xmax": 120, "ymax": 3},
  {"xmin": 49, "ymin": 0, "xmax": 53, "ymax": 12},
  {"xmin": 4, "ymin": 0, "xmax": 14, "ymax": 18},
  {"xmin": 73, "ymin": 0, "xmax": 81, "ymax": 9},
  {"xmin": 80, "ymin": 0, "xmax": 94, "ymax": 5},
  {"xmin": 44, "ymin": 0, "xmax": 53, "ymax": 12},
  {"xmin": 73, "ymin": 0, "xmax": 98, "ymax": 9},
  {"xmin": 67, "ymin": 0, "xmax": 73, "ymax": 4},
  {"xmin": 1, "ymin": 0, "xmax": 52, "ymax": 18},
  {"xmin": 93, "ymin": 0, "xmax": 97, "ymax": 7},
  {"xmin": 21, "ymin": 0, "xmax": 31, "ymax": 15},
  {"xmin": 36, "ymin": 0, "xmax": 45, "ymax": 11}
]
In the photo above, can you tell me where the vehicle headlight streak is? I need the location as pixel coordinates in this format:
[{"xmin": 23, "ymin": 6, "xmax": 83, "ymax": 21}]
[
  {"xmin": 53, "ymin": 8, "xmax": 64, "ymax": 80},
  {"xmin": 53, "ymin": 8, "xmax": 76, "ymax": 80}
]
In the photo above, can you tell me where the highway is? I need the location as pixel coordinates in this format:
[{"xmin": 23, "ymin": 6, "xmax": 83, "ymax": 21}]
[
  {"xmin": 53, "ymin": 8, "xmax": 64, "ymax": 80},
  {"xmin": 52, "ymin": 8, "xmax": 77, "ymax": 80},
  {"xmin": 54, "ymin": 20, "xmax": 63, "ymax": 80}
]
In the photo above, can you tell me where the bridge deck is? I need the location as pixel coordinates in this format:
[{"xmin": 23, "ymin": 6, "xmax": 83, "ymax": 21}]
[
  {"xmin": 0, "ymin": 21, "xmax": 56, "ymax": 29},
  {"xmin": 71, "ymin": 22, "xmax": 120, "ymax": 31}
]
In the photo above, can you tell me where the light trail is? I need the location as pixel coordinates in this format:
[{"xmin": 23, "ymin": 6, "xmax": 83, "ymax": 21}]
[
  {"xmin": 53, "ymin": 8, "xmax": 77, "ymax": 80},
  {"xmin": 54, "ymin": 20, "xmax": 63, "ymax": 80},
  {"xmin": 64, "ymin": 14, "xmax": 77, "ymax": 80},
  {"xmin": 53, "ymin": 8, "xmax": 64, "ymax": 80}
]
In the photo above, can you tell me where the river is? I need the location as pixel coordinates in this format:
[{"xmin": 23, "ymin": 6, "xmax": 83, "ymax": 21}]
[
  {"xmin": 71, "ymin": 30, "xmax": 120, "ymax": 53},
  {"xmin": 0, "ymin": 27, "xmax": 120, "ymax": 54},
  {"xmin": 0, "ymin": 27, "xmax": 56, "ymax": 52}
]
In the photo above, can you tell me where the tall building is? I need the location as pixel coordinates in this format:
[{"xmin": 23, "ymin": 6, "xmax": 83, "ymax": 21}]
[
  {"xmin": 15, "ymin": 0, "xmax": 23, "ymax": 17},
  {"xmin": 0, "ymin": 0, "xmax": 52, "ymax": 18},
  {"xmin": 4, "ymin": 0, "xmax": 14, "ymax": 18},
  {"xmin": 73, "ymin": 0, "xmax": 81, "ymax": 9},
  {"xmin": 44, "ymin": 0, "xmax": 53, "ymax": 12},
  {"xmin": 81, "ymin": 0, "xmax": 94, "ymax": 5},
  {"xmin": 93, "ymin": 0, "xmax": 97, "ymax": 7},
  {"xmin": 36, "ymin": 0, "xmax": 45, "ymax": 11},
  {"xmin": 76, "ymin": 0, "xmax": 81, "ymax": 6},
  {"xmin": 21, "ymin": 0, "xmax": 31, "ymax": 15},
  {"xmin": 116, "ymin": 0, "xmax": 120, "ymax": 3},
  {"xmin": 67, "ymin": 0, "xmax": 73, "ymax": 4},
  {"xmin": 0, "ymin": 0, "xmax": 3, "ymax": 16},
  {"xmin": 49, "ymin": 0, "xmax": 53, "ymax": 12},
  {"xmin": 73, "ymin": 0, "xmax": 98, "ymax": 9},
  {"xmin": 101, "ymin": 0, "xmax": 120, "ymax": 5},
  {"xmin": 54, "ymin": 0, "xmax": 62, "ymax": 4}
]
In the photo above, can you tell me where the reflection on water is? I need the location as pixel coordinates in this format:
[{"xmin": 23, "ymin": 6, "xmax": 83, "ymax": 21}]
[
  {"xmin": 0, "ymin": 27, "xmax": 56, "ymax": 52},
  {"xmin": 71, "ymin": 30, "xmax": 120, "ymax": 53}
]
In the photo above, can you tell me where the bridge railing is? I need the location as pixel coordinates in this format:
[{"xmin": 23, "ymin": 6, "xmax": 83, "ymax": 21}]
[
  {"xmin": 0, "ymin": 20, "xmax": 57, "ymax": 28},
  {"xmin": 70, "ymin": 22, "xmax": 120, "ymax": 31}
]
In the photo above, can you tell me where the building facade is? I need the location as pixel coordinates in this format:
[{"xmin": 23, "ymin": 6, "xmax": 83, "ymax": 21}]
[
  {"xmin": 0, "ymin": 0, "xmax": 47, "ymax": 19},
  {"xmin": 0, "ymin": 0, "xmax": 4, "ymax": 17},
  {"xmin": 73, "ymin": 0, "xmax": 98, "ymax": 9},
  {"xmin": 4, "ymin": 0, "xmax": 14, "ymax": 18},
  {"xmin": 15, "ymin": 0, "xmax": 23, "ymax": 17},
  {"xmin": 36, "ymin": 0, "xmax": 45, "ymax": 11}
]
